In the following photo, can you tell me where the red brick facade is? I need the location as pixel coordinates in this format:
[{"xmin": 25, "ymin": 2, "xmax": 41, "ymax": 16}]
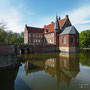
[
  {"xmin": 24, "ymin": 15, "xmax": 79, "ymax": 52},
  {"xmin": 59, "ymin": 34, "xmax": 79, "ymax": 47}
]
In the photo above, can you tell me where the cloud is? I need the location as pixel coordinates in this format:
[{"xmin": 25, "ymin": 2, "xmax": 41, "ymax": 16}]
[
  {"xmin": 65, "ymin": 5, "xmax": 90, "ymax": 32},
  {"xmin": 29, "ymin": 4, "xmax": 90, "ymax": 32},
  {"xmin": 0, "ymin": 0, "xmax": 24, "ymax": 33},
  {"xmin": 0, "ymin": 0, "xmax": 90, "ymax": 33}
]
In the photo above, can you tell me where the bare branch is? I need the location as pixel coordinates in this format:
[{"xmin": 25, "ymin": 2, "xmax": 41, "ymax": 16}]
[{"xmin": 0, "ymin": 19, "xmax": 7, "ymax": 30}]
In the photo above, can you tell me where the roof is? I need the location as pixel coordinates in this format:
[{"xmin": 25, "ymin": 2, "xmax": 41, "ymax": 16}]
[
  {"xmin": 54, "ymin": 15, "xmax": 60, "ymax": 30},
  {"xmin": 44, "ymin": 18, "xmax": 66, "ymax": 33},
  {"xmin": 60, "ymin": 26, "xmax": 79, "ymax": 35},
  {"xmin": 27, "ymin": 26, "xmax": 44, "ymax": 33}
]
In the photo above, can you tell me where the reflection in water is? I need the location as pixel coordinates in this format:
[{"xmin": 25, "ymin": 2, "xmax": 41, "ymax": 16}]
[
  {"xmin": 23, "ymin": 52, "xmax": 80, "ymax": 86},
  {"xmin": 1, "ymin": 52, "xmax": 90, "ymax": 90},
  {"xmin": 0, "ymin": 55, "xmax": 19, "ymax": 68},
  {"xmin": 0, "ymin": 67, "xmax": 19, "ymax": 90},
  {"xmin": 80, "ymin": 52, "xmax": 90, "ymax": 66}
]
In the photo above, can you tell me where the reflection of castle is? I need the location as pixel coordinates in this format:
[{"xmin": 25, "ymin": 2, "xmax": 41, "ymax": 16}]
[
  {"xmin": 24, "ymin": 53, "xmax": 80, "ymax": 86},
  {"xmin": 0, "ymin": 67, "xmax": 19, "ymax": 90}
]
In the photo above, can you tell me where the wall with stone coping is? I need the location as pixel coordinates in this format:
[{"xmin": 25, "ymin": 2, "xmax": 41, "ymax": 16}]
[
  {"xmin": 0, "ymin": 55, "xmax": 18, "ymax": 69},
  {"xmin": 0, "ymin": 44, "xmax": 15, "ymax": 55}
]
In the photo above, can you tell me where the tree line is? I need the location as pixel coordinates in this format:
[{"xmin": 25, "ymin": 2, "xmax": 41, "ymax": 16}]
[
  {"xmin": 79, "ymin": 30, "xmax": 90, "ymax": 48},
  {"xmin": 0, "ymin": 29, "xmax": 24, "ymax": 44},
  {"xmin": 0, "ymin": 20, "xmax": 90, "ymax": 47}
]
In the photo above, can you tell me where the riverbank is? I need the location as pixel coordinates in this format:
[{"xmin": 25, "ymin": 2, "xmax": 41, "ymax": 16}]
[{"xmin": 80, "ymin": 48, "xmax": 90, "ymax": 52}]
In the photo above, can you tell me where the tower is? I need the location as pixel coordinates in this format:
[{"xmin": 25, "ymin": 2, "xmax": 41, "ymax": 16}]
[{"xmin": 54, "ymin": 15, "xmax": 60, "ymax": 47}]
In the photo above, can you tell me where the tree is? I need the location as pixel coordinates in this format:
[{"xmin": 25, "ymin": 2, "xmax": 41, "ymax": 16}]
[
  {"xmin": 0, "ymin": 30, "xmax": 7, "ymax": 44},
  {"xmin": 0, "ymin": 20, "xmax": 24, "ymax": 44},
  {"xmin": 79, "ymin": 30, "xmax": 90, "ymax": 48}
]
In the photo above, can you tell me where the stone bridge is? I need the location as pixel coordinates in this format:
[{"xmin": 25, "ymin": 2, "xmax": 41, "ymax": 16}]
[
  {"xmin": 15, "ymin": 45, "xmax": 34, "ymax": 55},
  {"xmin": 15, "ymin": 44, "xmax": 57, "ymax": 55}
]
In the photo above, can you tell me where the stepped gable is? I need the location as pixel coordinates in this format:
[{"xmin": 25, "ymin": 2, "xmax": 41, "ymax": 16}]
[{"xmin": 44, "ymin": 18, "xmax": 66, "ymax": 33}]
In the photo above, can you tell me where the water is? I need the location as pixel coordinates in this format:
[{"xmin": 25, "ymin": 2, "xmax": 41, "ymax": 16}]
[{"xmin": 0, "ymin": 52, "xmax": 90, "ymax": 90}]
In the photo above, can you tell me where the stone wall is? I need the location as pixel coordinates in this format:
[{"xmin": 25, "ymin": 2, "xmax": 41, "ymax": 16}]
[
  {"xmin": 0, "ymin": 44, "xmax": 15, "ymax": 55},
  {"xmin": 0, "ymin": 55, "xmax": 18, "ymax": 69}
]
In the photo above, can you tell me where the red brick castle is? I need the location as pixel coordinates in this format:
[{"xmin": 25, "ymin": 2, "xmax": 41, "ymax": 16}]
[{"xmin": 24, "ymin": 15, "xmax": 79, "ymax": 52}]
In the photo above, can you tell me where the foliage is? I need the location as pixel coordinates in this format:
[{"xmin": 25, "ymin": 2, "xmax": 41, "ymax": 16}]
[
  {"xmin": 80, "ymin": 52, "xmax": 90, "ymax": 66},
  {"xmin": 0, "ymin": 29, "xmax": 24, "ymax": 44},
  {"xmin": 79, "ymin": 30, "xmax": 90, "ymax": 48}
]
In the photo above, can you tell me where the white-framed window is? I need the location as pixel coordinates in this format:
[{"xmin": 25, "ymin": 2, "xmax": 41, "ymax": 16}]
[
  {"xmin": 39, "ymin": 34, "xmax": 41, "ymax": 38},
  {"xmin": 52, "ymin": 33, "xmax": 54, "ymax": 37},
  {"xmin": 33, "ymin": 34, "xmax": 35, "ymax": 38},
  {"xmin": 39, "ymin": 39, "xmax": 40, "ymax": 42},
  {"xmin": 50, "ymin": 39, "xmax": 51, "ymax": 44},
  {"xmin": 36, "ymin": 39, "xmax": 37, "ymax": 43},
  {"xmin": 62, "ymin": 37, "xmax": 66, "ymax": 44},
  {"xmin": 63, "ymin": 60, "xmax": 67, "ymax": 67}
]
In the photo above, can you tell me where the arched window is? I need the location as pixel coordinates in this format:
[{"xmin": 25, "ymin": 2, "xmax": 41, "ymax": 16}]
[{"xmin": 62, "ymin": 37, "xmax": 66, "ymax": 44}]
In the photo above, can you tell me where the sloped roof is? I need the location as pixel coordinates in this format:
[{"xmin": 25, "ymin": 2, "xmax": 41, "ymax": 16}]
[
  {"xmin": 60, "ymin": 26, "xmax": 79, "ymax": 35},
  {"xmin": 54, "ymin": 15, "xmax": 60, "ymax": 30},
  {"xmin": 27, "ymin": 26, "xmax": 44, "ymax": 33},
  {"xmin": 44, "ymin": 18, "xmax": 66, "ymax": 33}
]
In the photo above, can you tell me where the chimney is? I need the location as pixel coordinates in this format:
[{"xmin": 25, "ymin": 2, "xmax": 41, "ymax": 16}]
[
  {"xmin": 51, "ymin": 21, "xmax": 54, "ymax": 24},
  {"xmin": 44, "ymin": 25, "xmax": 46, "ymax": 27},
  {"xmin": 66, "ymin": 15, "xmax": 69, "ymax": 18}
]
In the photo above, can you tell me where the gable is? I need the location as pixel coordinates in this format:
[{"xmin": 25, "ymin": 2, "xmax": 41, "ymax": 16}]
[
  {"xmin": 60, "ymin": 26, "xmax": 79, "ymax": 35},
  {"xmin": 44, "ymin": 18, "xmax": 66, "ymax": 33}
]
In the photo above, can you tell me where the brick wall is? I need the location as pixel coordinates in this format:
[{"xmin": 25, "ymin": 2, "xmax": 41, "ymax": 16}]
[{"xmin": 59, "ymin": 34, "xmax": 79, "ymax": 47}]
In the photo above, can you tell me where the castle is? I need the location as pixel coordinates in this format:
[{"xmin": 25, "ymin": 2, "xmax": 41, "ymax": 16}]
[{"xmin": 24, "ymin": 15, "xmax": 79, "ymax": 52}]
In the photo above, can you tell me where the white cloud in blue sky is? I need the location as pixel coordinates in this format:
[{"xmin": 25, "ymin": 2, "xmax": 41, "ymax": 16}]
[{"xmin": 0, "ymin": 0, "xmax": 90, "ymax": 32}]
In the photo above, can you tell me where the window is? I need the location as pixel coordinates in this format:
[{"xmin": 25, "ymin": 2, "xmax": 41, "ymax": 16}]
[
  {"xmin": 33, "ymin": 39, "xmax": 35, "ymax": 43},
  {"xmin": 38, "ymin": 39, "xmax": 40, "ymax": 42},
  {"xmin": 52, "ymin": 33, "xmax": 54, "ymax": 37},
  {"xmin": 51, "ymin": 38, "xmax": 53, "ymax": 43},
  {"xmin": 29, "ymin": 33, "xmax": 31, "ymax": 37},
  {"xmin": 47, "ymin": 34, "xmax": 48, "ymax": 38},
  {"xmin": 41, "ymin": 34, "xmax": 43, "ymax": 38},
  {"xmin": 45, "ymin": 29, "xmax": 48, "ymax": 33},
  {"xmin": 63, "ymin": 60, "xmax": 67, "ymax": 67},
  {"xmin": 29, "ymin": 39, "xmax": 31, "ymax": 43},
  {"xmin": 39, "ymin": 34, "xmax": 41, "ymax": 38},
  {"xmin": 50, "ymin": 39, "xmax": 51, "ymax": 44},
  {"xmin": 36, "ymin": 39, "xmax": 37, "ymax": 43},
  {"xmin": 70, "ymin": 37, "xmax": 74, "ymax": 44},
  {"xmin": 62, "ymin": 37, "xmax": 66, "ymax": 44},
  {"xmin": 33, "ymin": 34, "xmax": 35, "ymax": 38}
]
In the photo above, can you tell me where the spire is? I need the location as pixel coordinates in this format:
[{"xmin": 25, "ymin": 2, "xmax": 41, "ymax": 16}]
[
  {"xmin": 54, "ymin": 15, "xmax": 60, "ymax": 30},
  {"xmin": 59, "ymin": 16, "xmax": 61, "ymax": 20}
]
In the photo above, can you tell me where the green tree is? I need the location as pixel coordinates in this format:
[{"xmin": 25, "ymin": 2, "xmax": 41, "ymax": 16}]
[
  {"xmin": 79, "ymin": 30, "xmax": 90, "ymax": 48},
  {"xmin": 80, "ymin": 52, "xmax": 90, "ymax": 66},
  {"xmin": 0, "ymin": 30, "xmax": 7, "ymax": 44}
]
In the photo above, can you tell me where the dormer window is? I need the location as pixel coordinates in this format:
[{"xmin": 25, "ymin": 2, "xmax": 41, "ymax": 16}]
[{"xmin": 44, "ymin": 29, "xmax": 48, "ymax": 33}]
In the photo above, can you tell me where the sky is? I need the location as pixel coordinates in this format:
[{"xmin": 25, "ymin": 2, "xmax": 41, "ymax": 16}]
[{"xmin": 0, "ymin": 0, "xmax": 90, "ymax": 33}]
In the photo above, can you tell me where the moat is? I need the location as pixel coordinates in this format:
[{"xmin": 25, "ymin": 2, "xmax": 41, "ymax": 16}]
[{"xmin": 0, "ymin": 52, "xmax": 90, "ymax": 90}]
